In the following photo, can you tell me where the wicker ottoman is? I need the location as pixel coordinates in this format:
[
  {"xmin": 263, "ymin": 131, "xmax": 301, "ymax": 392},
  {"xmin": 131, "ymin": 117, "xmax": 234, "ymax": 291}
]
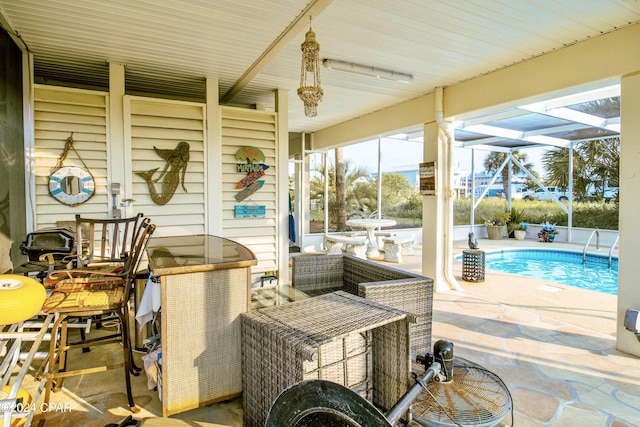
[{"xmin": 241, "ymin": 291, "xmax": 414, "ymax": 427}]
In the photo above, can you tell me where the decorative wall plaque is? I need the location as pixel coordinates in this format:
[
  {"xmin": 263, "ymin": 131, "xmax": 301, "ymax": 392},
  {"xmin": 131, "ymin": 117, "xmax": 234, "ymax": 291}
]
[
  {"xmin": 135, "ymin": 141, "xmax": 190, "ymax": 205},
  {"xmin": 420, "ymin": 161, "xmax": 437, "ymax": 195},
  {"xmin": 49, "ymin": 165, "xmax": 96, "ymax": 206},
  {"xmin": 48, "ymin": 134, "xmax": 96, "ymax": 206},
  {"xmin": 234, "ymin": 146, "xmax": 267, "ymax": 205},
  {"xmin": 234, "ymin": 205, "xmax": 266, "ymax": 218}
]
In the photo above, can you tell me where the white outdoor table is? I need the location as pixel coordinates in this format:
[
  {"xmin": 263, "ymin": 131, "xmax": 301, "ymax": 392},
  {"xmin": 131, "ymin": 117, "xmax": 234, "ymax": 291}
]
[{"xmin": 345, "ymin": 218, "xmax": 396, "ymax": 258}]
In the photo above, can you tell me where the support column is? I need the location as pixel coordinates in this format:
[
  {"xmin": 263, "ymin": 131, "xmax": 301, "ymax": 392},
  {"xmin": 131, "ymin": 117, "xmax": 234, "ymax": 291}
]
[
  {"xmin": 108, "ymin": 62, "xmax": 127, "ymax": 218},
  {"xmin": 422, "ymin": 121, "xmax": 448, "ymax": 291},
  {"xmin": 617, "ymin": 71, "xmax": 640, "ymax": 356},
  {"xmin": 275, "ymin": 89, "xmax": 289, "ymax": 286},
  {"xmin": 205, "ymin": 78, "xmax": 222, "ymax": 235}
]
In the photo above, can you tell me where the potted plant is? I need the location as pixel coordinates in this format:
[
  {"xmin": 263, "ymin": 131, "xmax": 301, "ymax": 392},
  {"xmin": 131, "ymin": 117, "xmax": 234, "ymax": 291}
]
[
  {"xmin": 514, "ymin": 222, "xmax": 528, "ymax": 240},
  {"xmin": 537, "ymin": 221, "xmax": 558, "ymax": 242},
  {"xmin": 483, "ymin": 212, "xmax": 510, "ymax": 240},
  {"xmin": 507, "ymin": 208, "xmax": 525, "ymax": 238}
]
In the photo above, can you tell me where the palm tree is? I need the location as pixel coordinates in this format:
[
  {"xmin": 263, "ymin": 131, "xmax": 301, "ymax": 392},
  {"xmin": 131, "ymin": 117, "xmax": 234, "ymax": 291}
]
[
  {"xmin": 582, "ymin": 137, "xmax": 619, "ymax": 188},
  {"xmin": 483, "ymin": 149, "xmax": 534, "ymax": 199},
  {"xmin": 349, "ymin": 172, "xmax": 415, "ymax": 218},
  {"xmin": 335, "ymin": 147, "xmax": 347, "ymax": 231},
  {"xmin": 542, "ymin": 137, "xmax": 619, "ymax": 199},
  {"xmin": 541, "ymin": 147, "xmax": 570, "ymax": 189},
  {"xmin": 309, "ymin": 154, "xmax": 371, "ymax": 231}
]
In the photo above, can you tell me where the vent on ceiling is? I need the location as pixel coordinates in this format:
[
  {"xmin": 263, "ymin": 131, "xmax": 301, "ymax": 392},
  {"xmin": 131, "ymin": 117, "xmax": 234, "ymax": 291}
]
[
  {"xmin": 34, "ymin": 58, "xmax": 109, "ymax": 91},
  {"xmin": 33, "ymin": 58, "xmax": 207, "ymax": 102},
  {"xmin": 125, "ymin": 68, "xmax": 206, "ymax": 103}
]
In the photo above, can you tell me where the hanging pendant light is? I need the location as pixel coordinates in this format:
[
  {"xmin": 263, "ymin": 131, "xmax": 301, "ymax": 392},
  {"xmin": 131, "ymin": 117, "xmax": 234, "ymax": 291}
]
[{"xmin": 298, "ymin": 17, "xmax": 322, "ymax": 117}]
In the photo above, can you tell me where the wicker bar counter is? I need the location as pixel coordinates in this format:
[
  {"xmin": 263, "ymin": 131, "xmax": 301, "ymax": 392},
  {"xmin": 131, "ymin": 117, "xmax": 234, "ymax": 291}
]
[
  {"xmin": 241, "ymin": 291, "xmax": 414, "ymax": 427},
  {"xmin": 146, "ymin": 234, "xmax": 257, "ymax": 417}
]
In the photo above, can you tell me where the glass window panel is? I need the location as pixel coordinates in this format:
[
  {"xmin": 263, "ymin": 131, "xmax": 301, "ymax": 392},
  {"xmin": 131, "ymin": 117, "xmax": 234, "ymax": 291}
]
[
  {"xmin": 307, "ymin": 152, "xmax": 326, "ymax": 233},
  {"xmin": 380, "ymin": 136, "xmax": 423, "ymax": 229}
]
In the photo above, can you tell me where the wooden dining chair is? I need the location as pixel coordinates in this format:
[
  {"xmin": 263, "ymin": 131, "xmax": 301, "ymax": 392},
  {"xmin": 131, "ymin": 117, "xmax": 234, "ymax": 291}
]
[{"xmin": 38, "ymin": 214, "xmax": 156, "ymax": 413}]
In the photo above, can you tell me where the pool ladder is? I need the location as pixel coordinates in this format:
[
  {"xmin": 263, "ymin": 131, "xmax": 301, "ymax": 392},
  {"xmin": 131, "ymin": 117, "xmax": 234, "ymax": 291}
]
[{"xmin": 583, "ymin": 229, "xmax": 618, "ymax": 267}]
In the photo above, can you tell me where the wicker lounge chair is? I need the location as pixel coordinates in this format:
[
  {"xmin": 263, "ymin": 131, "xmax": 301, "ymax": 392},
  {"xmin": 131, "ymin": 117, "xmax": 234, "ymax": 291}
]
[{"xmin": 291, "ymin": 253, "xmax": 433, "ymax": 357}]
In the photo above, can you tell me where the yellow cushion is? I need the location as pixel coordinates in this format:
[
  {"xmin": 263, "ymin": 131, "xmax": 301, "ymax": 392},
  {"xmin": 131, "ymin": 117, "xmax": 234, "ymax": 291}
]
[
  {"xmin": 44, "ymin": 264, "xmax": 123, "ymax": 289},
  {"xmin": 42, "ymin": 277, "xmax": 125, "ymax": 312}
]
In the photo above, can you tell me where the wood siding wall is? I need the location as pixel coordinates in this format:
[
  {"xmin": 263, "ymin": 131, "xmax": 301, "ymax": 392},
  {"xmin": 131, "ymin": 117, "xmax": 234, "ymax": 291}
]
[
  {"xmin": 32, "ymin": 86, "xmax": 280, "ymax": 284},
  {"xmin": 33, "ymin": 85, "xmax": 109, "ymax": 229},
  {"xmin": 127, "ymin": 96, "xmax": 206, "ymax": 236},
  {"xmin": 221, "ymin": 107, "xmax": 278, "ymax": 278}
]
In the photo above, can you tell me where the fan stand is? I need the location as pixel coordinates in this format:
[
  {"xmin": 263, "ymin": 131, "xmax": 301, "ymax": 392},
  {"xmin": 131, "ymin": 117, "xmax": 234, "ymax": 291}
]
[
  {"xmin": 409, "ymin": 357, "xmax": 512, "ymax": 427},
  {"xmin": 265, "ymin": 342, "xmax": 512, "ymax": 427}
]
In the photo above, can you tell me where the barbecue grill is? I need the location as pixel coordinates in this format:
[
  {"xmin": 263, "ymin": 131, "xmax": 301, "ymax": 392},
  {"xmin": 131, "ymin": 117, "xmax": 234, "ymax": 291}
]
[{"xmin": 20, "ymin": 226, "xmax": 75, "ymax": 262}]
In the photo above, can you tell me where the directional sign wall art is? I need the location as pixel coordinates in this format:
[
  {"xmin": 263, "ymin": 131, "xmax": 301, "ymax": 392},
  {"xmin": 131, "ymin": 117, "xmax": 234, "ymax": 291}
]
[
  {"xmin": 236, "ymin": 165, "xmax": 269, "ymax": 189},
  {"xmin": 237, "ymin": 163, "xmax": 268, "ymax": 173},
  {"xmin": 235, "ymin": 180, "xmax": 264, "ymax": 202},
  {"xmin": 235, "ymin": 146, "xmax": 265, "ymax": 163},
  {"xmin": 234, "ymin": 147, "xmax": 267, "ymax": 204}
]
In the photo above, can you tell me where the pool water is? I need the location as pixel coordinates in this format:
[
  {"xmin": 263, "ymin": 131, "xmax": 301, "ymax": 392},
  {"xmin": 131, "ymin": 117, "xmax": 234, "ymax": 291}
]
[{"xmin": 475, "ymin": 249, "xmax": 618, "ymax": 295}]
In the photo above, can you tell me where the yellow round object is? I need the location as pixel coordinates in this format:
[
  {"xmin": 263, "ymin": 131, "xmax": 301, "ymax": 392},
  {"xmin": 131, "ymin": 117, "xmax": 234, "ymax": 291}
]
[
  {"xmin": 0, "ymin": 386, "xmax": 33, "ymax": 427},
  {"xmin": 0, "ymin": 274, "xmax": 46, "ymax": 326}
]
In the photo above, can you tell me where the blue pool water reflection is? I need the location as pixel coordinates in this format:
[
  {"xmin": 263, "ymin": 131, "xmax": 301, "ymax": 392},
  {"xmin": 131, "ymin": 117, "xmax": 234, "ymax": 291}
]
[{"xmin": 467, "ymin": 249, "xmax": 618, "ymax": 295}]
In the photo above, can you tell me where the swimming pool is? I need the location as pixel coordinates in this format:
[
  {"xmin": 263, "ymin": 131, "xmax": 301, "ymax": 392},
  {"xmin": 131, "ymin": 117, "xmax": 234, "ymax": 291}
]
[{"xmin": 462, "ymin": 248, "xmax": 618, "ymax": 295}]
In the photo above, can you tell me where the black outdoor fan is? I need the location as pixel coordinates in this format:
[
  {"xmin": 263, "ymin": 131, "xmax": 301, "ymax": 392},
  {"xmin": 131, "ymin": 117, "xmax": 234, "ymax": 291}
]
[{"xmin": 264, "ymin": 340, "xmax": 512, "ymax": 427}]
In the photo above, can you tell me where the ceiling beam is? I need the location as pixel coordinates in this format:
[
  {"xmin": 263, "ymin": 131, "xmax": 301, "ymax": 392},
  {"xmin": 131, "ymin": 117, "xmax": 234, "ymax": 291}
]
[
  {"xmin": 220, "ymin": 0, "xmax": 333, "ymax": 104},
  {"xmin": 0, "ymin": 8, "xmax": 28, "ymax": 51},
  {"xmin": 465, "ymin": 144, "xmax": 511, "ymax": 153},
  {"xmin": 533, "ymin": 84, "xmax": 620, "ymax": 110},
  {"xmin": 457, "ymin": 108, "xmax": 529, "ymax": 127}
]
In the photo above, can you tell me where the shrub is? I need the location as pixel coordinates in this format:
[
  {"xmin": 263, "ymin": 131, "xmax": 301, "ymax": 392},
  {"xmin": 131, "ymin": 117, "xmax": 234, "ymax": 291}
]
[
  {"xmin": 483, "ymin": 211, "xmax": 510, "ymax": 226},
  {"xmin": 453, "ymin": 198, "xmax": 618, "ymax": 230}
]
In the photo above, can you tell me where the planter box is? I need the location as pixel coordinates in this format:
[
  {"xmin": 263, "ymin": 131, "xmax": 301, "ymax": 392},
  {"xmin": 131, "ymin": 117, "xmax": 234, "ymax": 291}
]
[{"xmin": 486, "ymin": 225, "xmax": 504, "ymax": 240}]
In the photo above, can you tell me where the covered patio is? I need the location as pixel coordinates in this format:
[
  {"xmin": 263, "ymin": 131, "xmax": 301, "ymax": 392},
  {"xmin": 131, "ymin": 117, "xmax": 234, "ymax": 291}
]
[
  {"xmin": 29, "ymin": 240, "xmax": 639, "ymax": 426},
  {"xmin": 1, "ymin": 1, "xmax": 640, "ymax": 425}
]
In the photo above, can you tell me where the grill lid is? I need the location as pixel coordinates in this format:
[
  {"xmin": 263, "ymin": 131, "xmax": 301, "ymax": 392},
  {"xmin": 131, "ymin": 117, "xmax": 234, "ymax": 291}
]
[{"xmin": 21, "ymin": 226, "xmax": 75, "ymax": 253}]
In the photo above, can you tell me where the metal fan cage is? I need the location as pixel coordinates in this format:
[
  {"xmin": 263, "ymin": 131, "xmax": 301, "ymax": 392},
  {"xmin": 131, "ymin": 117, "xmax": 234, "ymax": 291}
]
[{"xmin": 410, "ymin": 357, "xmax": 512, "ymax": 427}]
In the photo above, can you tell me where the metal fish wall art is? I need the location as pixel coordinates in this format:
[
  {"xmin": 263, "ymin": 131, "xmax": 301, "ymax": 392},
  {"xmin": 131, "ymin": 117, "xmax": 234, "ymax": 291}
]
[{"xmin": 136, "ymin": 141, "xmax": 190, "ymax": 205}]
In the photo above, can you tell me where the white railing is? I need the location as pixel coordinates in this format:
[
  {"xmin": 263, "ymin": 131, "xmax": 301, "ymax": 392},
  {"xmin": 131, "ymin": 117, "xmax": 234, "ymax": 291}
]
[
  {"xmin": 583, "ymin": 229, "xmax": 619, "ymax": 267},
  {"xmin": 583, "ymin": 229, "xmax": 600, "ymax": 262},
  {"xmin": 608, "ymin": 235, "xmax": 619, "ymax": 267}
]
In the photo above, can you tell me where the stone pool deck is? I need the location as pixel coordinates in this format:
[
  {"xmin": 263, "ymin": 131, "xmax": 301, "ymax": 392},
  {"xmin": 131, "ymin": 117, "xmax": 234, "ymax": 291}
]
[{"xmin": 377, "ymin": 238, "xmax": 638, "ymax": 427}]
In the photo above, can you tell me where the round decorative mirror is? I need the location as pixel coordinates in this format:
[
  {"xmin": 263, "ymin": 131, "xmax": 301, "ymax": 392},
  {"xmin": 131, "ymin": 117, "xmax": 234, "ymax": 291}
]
[{"xmin": 48, "ymin": 166, "xmax": 95, "ymax": 206}]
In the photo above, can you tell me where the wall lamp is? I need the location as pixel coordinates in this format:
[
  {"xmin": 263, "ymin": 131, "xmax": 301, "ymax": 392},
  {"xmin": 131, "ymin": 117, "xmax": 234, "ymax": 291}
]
[{"xmin": 322, "ymin": 59, "xmax": 413, "ymax": 83}]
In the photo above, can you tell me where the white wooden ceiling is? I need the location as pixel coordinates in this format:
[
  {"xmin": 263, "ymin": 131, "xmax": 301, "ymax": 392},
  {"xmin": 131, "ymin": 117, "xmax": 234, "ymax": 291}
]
[{"xmin": 0, "ymin": 0, "xmax": 639, "ymax": 134}]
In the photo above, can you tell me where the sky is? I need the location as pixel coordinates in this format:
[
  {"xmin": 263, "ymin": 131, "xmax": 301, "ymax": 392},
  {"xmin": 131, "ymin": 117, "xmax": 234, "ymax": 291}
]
[{"xmin": 338, "ymin": 137, "xmax": 549, "ymax": 177}]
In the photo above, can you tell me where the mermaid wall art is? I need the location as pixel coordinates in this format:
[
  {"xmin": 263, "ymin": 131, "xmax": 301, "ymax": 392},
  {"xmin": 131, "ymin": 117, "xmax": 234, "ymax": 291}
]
[{"xmin": 135, "ymin": 141, "xmax": 190, "ymax": 205}]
